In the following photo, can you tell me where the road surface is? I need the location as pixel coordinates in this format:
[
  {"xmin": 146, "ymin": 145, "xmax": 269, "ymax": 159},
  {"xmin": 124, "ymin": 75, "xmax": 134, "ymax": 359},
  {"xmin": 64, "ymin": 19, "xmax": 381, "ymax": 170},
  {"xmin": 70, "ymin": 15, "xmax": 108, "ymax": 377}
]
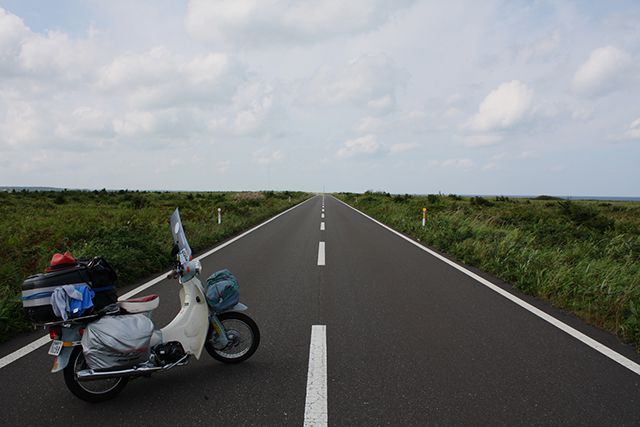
[{"xmin": 1, "ymin": 194, "xmax": 639, "ymax": 426}]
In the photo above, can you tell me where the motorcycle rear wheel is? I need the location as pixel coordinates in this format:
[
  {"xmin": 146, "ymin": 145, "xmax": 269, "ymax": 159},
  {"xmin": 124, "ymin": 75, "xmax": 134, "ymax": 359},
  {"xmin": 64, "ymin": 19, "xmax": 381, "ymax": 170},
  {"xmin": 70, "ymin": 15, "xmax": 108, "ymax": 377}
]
[
  {"xmin": 205, "ymin": 312, "xmax": 260, "ymax": 363},
  {"xmin": 63, "ymin": 346, "xmax": 129, "ymax": 403}
]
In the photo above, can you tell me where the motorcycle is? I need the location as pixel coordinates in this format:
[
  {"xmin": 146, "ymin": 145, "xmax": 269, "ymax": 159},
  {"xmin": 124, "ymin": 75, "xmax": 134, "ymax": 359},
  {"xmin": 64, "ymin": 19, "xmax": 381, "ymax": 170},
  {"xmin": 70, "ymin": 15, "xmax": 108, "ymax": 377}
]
[{"xmin": 44, "ymin": 208, "xmax": 260, "ymax": 402}]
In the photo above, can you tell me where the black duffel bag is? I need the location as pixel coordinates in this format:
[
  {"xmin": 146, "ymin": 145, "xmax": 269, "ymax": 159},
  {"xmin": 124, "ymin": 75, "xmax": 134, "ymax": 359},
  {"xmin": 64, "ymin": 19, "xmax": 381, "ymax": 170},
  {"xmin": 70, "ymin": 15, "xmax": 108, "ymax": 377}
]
[{"xmin": 80, "ymin": 257, "xmax": 119, "ymax": 309}]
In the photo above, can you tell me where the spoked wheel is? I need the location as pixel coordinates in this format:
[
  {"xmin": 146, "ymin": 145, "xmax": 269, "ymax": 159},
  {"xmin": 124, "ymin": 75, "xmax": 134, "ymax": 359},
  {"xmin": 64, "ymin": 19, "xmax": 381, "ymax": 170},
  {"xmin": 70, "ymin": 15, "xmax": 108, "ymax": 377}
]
[
  {"xmin": 205, "ymin": 312, "xmax": 260, "ymax": 364},
  {"xmin": 63, "ymin": 347, "xmax": 128, "ymax": 402}
]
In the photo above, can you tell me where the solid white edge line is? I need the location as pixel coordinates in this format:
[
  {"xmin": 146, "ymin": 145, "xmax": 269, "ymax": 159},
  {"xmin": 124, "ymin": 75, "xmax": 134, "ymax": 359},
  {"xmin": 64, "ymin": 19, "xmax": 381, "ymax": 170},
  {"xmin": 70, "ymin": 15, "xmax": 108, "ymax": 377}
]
[
  {"xmin": 317, "ymin": 242, "xmax": 326, "ymax": 266},
  {"xmin": 304, "ymin": 325, "xmax": 328, "ymax": 427},
  {"xmin": 332, "ymin": 195, "xmax": 640, "ymax": 376},
  {"xmin": 320, "ymin": 222, "xmax": 325, "ymax": 231},
  {"xmin": 0, "ymin": 195, "xmax": 317, "ymax": 370},
  {"xmin": 0, "ymin": 336, "xmax": 51, "ymax": 370}
]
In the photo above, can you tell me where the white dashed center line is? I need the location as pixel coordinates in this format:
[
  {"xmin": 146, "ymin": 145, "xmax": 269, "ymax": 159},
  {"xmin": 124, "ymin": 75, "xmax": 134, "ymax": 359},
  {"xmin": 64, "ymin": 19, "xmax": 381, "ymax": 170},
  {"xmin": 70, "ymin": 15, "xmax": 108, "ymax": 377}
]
[
  {"xmin": 317, "ymin": 242, "xmax": 325, "ymax": 266},
  {"xmin": 321, "ymin": 213, "xmax": 325, "ymax": 219},
  {"xmin": 320, "ymin": 222, "xmax": 325, "ymax": 231},
  {"xmin": 304, "ymin": 325, "xmax": 328, "ymax": 427}
]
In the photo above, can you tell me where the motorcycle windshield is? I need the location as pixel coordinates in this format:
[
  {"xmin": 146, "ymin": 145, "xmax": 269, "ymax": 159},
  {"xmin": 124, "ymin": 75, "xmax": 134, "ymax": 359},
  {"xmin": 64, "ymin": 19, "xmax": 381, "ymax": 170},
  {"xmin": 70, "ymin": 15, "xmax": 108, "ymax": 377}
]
[{"xmin": 170, "ymin": 208, "xmax": 192, "ymax": 267}]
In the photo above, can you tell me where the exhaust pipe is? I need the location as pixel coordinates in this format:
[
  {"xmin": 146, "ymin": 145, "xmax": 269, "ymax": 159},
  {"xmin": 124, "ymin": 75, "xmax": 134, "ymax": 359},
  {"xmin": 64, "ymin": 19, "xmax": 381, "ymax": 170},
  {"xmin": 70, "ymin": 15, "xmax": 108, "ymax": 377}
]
[{"xmin": 76, "ymin": 354, "xmax": 189, "ymax": 381}]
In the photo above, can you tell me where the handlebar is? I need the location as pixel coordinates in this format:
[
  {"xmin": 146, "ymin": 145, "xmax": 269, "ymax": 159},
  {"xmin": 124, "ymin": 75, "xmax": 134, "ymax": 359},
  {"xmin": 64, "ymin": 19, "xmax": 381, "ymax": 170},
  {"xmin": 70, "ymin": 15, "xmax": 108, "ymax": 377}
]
[{"xmin": 167, "ymin": 258, "xmax": 202, "ymax": 282}]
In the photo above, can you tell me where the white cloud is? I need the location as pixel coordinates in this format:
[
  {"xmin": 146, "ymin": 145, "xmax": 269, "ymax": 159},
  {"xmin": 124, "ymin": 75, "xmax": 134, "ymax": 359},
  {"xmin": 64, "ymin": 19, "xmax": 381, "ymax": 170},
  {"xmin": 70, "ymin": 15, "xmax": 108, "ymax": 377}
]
[
  {"xmin": 113, "ymin": 110, "xmax": 170, "ymax": 137},
  {"xmin": 336, "ymin": 134, "xmax": 380, "ymax": 159},
  {"xmin": 570, "ymin": 106, "xmax": 593, "ymax": 120},
  {"xmin": 354, "ymin": 109, "xmax": 430, "ymax": 135},
  {"xmin": 406, "ymin": 110, "xmax": 429, "ymax": 120},
  {"xmin": 230, "ymin": 82, "xmax": 276, "ymax": 135},
  {"xmin": 518, "ymin": 30, "xmax": 561, "ymax": 62},
  {"xmin": 216, "ymin": 160, "xmax": 232, "ymax": 173},
  {"xmin": 298, "ymin": 54, "xmax": 408, "ymax": 114},
  {"xmin": 389, "ymin": 142, "xmax": 418, "ymax": 154},
  {"xmin": 19, "ymin": 31, "xmax": 96, "ymax": 77},
  {"xmin": 518, "ymin": 151, "xmax": 538, "ymax": 159},
  {"xmin": 622, "ymin": 117, "xmax": 640, "ymax": 140},
  {"xmin": 367, "ymin": 95, "xmax": 393, "ymax": 112},
  {"xmin": 461, "ymin": 133, "xmax": 503, "ymax": 147},
  {"xmin": 185, "ymin": 0, "xmax": 413, "ymax": 47},
  {"xmin": 481, "ymin": 152, "xmax": 506, "ymax": 171},
  {"xmin": 0, "ymin": 4, "xmax": 281, "ymax": 153},
  {"xmin": 253, "ymin": 149, "xmax": 284, "ymax": 165},
  {"xmin": 99, "ymin": 49, "xmax": 241, "ymax": 109},
  {"xmin": 99, "ymin": 47, "xmax": 174, "ymax": 90},
  {"xmin": 572, "ymin": 46, "xmax": 633, "ymax": 97},
  {"xmin": 467, "ymin": 80, "xmax": 534, "ymax": 132},
  {"xmin": 112, "ymin": 108, "xmax": 208, "ymax": 142},
  {"xmin": 355, "ymin": 116, "xmax": 384, "ymax": 134},
  {"xmin": 0, "ymin": 101, "xmax": 47, "ymax": 146},
  {"xmin": 0, "ymin": 8, "xmax": 99, "ymax": 80},
  {"xmin": 2, "ymin": 3, "xmax": 640, "ymax": 196},
  {"xmin": 430, "ymin": 158, "xmax": 475, "ymax": 169},
  {"xmin": 0, "ymin": 8, "xmax": 30, "ymax": 73},
  {"xmin": 55, "ymin": 107, "xmax": 115, "ymax": 140},
  {"xmin": 16, "ymin": 150, "xmax": 49, "ymax": 173}
]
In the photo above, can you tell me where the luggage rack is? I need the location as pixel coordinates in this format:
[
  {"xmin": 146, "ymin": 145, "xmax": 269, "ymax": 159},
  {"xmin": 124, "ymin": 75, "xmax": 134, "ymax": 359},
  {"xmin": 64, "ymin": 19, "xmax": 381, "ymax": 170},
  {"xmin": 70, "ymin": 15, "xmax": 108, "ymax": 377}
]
[{"xmin": 43, "ymin": 304, "xmax": 121, "ymax": 327}]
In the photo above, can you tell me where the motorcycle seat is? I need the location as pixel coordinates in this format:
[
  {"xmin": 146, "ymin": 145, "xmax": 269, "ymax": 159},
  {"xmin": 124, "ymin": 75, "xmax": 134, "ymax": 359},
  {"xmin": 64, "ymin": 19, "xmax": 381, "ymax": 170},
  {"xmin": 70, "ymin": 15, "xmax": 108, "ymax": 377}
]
[{"xmin": 119, "ymin": 294, "xmax": 160, "ymax": 314}]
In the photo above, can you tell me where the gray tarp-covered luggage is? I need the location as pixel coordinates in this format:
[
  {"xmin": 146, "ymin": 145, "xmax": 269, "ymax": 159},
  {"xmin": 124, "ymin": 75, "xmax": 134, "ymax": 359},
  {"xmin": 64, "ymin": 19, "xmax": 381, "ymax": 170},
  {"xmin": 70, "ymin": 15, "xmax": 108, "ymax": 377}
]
[{"xmin": 81, "ymin": 314, "xmax": 154, "ymax": 370}]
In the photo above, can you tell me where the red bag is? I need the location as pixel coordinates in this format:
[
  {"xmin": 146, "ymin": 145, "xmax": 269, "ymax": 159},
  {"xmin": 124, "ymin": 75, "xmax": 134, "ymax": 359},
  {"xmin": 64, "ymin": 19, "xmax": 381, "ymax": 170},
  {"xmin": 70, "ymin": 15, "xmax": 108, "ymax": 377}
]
[{"xmin": 45, "ymin": 251, "xmax": 77, "ymax": 272}]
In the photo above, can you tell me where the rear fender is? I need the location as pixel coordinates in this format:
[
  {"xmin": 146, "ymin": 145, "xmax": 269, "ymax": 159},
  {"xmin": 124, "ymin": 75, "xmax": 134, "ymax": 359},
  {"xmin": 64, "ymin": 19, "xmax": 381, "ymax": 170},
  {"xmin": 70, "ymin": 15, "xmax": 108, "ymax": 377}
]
[
  {"xmin": 51, "ymin": 326, "xmax": 83, "ymax": 373},
  {"xmin": 51, "ymin": 346, "xmax": 75, "ymax": 373}
]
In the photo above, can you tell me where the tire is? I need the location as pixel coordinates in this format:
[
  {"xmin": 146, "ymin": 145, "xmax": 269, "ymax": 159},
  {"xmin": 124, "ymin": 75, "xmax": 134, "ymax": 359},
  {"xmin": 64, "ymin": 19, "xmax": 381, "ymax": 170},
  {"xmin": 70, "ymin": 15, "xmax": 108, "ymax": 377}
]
[
  {"xmin": 63, "ymin": 346, "xmax": 128, "ymax": 403},
  {"xmin": 205, "ymin": 312, "xmax": 260, "ymax": 364}
]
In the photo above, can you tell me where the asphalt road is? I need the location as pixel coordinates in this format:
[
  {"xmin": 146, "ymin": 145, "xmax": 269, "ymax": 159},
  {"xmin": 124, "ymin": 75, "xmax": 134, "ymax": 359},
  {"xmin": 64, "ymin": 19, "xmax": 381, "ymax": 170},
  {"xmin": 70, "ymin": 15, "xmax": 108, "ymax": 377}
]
[{"xmin": 1, "ymin": 194, "xmax": 640, "ymax": 426}]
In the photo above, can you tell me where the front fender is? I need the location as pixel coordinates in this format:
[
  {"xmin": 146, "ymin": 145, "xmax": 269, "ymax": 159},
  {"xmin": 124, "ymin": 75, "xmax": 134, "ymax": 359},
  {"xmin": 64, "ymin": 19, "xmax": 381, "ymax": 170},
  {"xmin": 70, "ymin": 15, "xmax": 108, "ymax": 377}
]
[{"xmin": 51, "ymin": 346, "xmax": 76, "ymax": 373}]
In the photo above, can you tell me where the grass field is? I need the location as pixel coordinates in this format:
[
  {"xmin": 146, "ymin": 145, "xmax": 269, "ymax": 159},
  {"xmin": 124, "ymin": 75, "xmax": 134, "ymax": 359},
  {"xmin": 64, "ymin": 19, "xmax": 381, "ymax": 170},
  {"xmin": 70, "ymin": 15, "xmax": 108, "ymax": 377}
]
[
  {"xmin": 0, "ymin": 190, "xmax": 309, "ymax": 342},
  {"xmin": 336, "ymin": 192, "xmax": 640, "ymax": 349}
]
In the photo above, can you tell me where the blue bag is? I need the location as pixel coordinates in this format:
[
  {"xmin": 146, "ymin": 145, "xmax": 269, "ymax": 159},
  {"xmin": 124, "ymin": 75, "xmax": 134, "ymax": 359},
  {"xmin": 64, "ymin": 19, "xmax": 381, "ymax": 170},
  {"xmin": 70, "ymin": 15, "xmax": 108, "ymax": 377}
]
[{"xmin": 206, "ymin": 269, "xmax": 240, "ymax": 312}]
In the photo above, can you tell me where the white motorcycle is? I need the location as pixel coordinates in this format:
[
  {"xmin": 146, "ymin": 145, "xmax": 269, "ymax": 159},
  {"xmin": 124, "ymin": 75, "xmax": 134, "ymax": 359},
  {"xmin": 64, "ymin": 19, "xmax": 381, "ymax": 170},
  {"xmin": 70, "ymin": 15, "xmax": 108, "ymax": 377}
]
[{"xmin": 45, "ymin": 209, "xmax": 260, "ymax": 402}]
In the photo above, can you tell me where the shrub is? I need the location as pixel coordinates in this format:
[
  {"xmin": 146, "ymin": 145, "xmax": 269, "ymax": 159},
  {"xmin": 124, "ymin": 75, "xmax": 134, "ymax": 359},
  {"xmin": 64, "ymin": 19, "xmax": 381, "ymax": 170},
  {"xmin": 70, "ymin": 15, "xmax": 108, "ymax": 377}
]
[
  {"xmin": 558, "ymin": 200, "xmax": 614, "ymax": 232},
  {"xmin": 427, "ymin": 194, "xmax": 441, "ymax": 204},
  {"xmin": 470, "ymin": 196, "xmax": 494, "ymax": 207}
]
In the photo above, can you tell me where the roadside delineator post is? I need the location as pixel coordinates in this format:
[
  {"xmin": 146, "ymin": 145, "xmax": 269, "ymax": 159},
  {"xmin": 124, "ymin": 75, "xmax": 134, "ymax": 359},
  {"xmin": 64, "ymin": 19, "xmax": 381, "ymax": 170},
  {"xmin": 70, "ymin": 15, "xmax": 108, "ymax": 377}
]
[
  {"xmin": 217, "ymin": 208, "xmax": 222, "ymax": 224},
  {"xmin": 422, "ymin": 207, "xmax": 426, "ymax": 227}
]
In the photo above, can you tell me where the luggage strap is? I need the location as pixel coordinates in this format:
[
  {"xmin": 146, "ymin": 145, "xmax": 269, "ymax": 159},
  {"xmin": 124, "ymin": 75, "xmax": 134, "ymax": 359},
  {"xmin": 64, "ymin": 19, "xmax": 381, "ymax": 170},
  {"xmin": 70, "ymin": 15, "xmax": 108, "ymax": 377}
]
[{"xmin": 22, "ymin": 291, "xmax": 54, "ymax": 301}]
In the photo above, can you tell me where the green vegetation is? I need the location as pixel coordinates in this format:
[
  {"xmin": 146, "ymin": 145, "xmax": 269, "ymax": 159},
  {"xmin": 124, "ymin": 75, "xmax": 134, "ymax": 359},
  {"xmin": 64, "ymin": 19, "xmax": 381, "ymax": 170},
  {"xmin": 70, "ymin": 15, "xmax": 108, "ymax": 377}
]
[
  {"xmin": 0, "ymin": 190, "xmax": 309, "ymax": 341},
  {"xmin": 337, "ymin": 192, "xmax": 640, "ymax": 349}
]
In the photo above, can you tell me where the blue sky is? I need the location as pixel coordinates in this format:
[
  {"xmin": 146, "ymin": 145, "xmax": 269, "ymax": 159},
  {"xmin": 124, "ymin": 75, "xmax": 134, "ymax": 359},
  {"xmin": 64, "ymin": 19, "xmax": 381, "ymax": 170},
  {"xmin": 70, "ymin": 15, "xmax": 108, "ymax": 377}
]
[{"xmin": 0, "ymin": 1, "xmax": 639, "ymax": 196}]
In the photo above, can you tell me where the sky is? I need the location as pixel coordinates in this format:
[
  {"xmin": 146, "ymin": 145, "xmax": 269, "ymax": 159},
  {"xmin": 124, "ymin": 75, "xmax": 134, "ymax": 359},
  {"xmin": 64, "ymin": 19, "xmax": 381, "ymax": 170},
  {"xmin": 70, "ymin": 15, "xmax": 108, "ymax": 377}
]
[{"xmin": 0, "ymin": 1, "xmax": 639, "ymax": 196}]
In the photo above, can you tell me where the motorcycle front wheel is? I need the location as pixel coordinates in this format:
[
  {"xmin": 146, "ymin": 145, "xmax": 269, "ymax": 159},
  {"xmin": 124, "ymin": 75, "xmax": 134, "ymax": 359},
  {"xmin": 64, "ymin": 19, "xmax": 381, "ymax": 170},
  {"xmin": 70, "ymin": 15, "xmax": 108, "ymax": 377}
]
[
  {"xmin": 205, "ymin": 311, "xmax": 260, "ymax": 363},
  {"xmin": 63, "ymin": 346, "xmax": 129, "ymax": 403}
]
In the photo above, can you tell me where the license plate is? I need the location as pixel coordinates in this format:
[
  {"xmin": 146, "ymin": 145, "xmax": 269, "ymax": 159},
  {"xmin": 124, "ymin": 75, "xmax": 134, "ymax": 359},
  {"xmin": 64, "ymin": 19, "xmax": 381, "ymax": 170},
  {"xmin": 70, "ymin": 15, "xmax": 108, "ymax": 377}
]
[{"xmin": 48, "ymin": 340, "xmax": 63, "ymax": 356}]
